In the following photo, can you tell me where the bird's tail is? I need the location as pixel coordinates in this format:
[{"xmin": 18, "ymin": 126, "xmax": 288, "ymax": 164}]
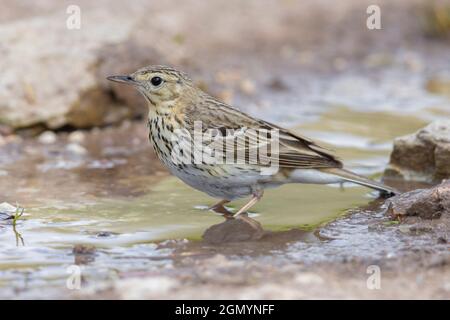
[{"xmin": 320, "ymin": 167, "xmax": 398, "ymax": 196}]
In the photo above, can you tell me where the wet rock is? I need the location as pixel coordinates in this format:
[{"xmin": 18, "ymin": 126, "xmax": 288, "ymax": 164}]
[
  {"xmin": 73, "ymin": 244, "xmax": 96, "ymax": 265},
  {"xmin": 0, "ymin": 6, "xmax": 142, "ymax": 130},
  {"xmin": 65, "ymin": 143, "xmax": 88, "ymax": 156},
  {"xmin": 437, "ymin": 237, "xmax": 447, "ymax": 244},
  {"xmin": 0, "ymin": 202, "xmax": 16, "ymax": 220},
  {"xmin": 384, "ymin": 121, "xmax": 450, "ymax": 183},
  {"xmin": 95, "ymin": 231, "xmax": 117, "ymax": 238},
  {"xmin": 387, "ymin": 180, "xmax": 450, "ymax": 219},
  {"xmin": 67, "ymin": 131, "xmax": 86, "ymax": 144},
  {"xmin": 73, "ymin": 244, "xmax": 96, "ymax": 255},
  {"xmin": 202, "ymin": 217, "xmax": 265, "ymax": 244},
  {"xmin": 38, "ymin": 131, "xmax": 57, "ymax": 144}
]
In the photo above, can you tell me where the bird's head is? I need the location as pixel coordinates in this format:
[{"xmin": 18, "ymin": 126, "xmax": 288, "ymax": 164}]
[{"xmin": 107, "ymin": 65, "xmax": 196, "ymax": 109}]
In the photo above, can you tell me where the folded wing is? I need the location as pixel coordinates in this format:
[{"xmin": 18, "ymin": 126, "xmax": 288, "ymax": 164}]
[{"xmin": 183, "ymin": 97, "xmax": 343, "ymax": 169}]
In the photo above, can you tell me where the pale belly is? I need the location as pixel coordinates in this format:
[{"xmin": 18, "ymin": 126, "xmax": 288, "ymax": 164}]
[
  {"xmin": 166, "ymin": 162, "xmax": 266, "ymax": 200},
  {"xmin": 148, "ymin": 121, "xmax": 274, "ymax": 200}
]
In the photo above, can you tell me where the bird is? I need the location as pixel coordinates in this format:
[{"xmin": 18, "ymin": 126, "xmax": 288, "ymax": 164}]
[{"xmin": 107, "ymin": 65, "xmax": 397, "ymax": 219}]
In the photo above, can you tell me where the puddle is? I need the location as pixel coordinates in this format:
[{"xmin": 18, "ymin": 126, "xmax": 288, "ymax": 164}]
[{"xmin": 1, "ymin": 63, "xmax": 449, "ymax": 298}]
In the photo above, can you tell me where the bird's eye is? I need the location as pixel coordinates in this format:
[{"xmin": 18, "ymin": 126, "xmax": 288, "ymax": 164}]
[{"xmin": 151, "ymin": 76, "xmax": 163, "ymax": 86}]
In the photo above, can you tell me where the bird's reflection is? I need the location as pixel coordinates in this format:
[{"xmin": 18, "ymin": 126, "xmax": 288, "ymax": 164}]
[{"xmin": 202, "ymin": 215, "xmax": 265, "ymax": 244}]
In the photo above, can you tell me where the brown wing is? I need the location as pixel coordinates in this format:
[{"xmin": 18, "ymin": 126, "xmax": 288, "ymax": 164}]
[{"xmin": 183, "ymin": 96, "xmax": 343, "ymax": 169}]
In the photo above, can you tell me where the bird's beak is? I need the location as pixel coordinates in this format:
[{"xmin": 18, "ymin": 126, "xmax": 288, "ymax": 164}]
[{"xmin": 106, "ymin": 75, "xmax": 137, "ymax": 85}]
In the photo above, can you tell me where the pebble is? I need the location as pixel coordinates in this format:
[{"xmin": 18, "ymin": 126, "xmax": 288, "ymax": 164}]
[
  {"xmin": 38, "ymin": 131, "xmax": 57, "ymax": 144},
  {"xmin": 0, "ymin": 202, "xmax": 17, "ymax": 215},
  {"xmin": 68, "ymin": 131, "xmax": 86, "ymax": 144},
  {"xmin": 73, "ymin": 244, "xmax": 97, "ymax": 265},
  {"xmin": 73, "ymin": 244, "xmax": 96, "ymax": 255},
  {"xmin": 66, "ymin": 143, "xmax": 88, "ymax": 155},
  {"xmin": 268, "ymin": 78, "xmax": 288, "ymax": 91},
  {"xmin": 96, "ymin": 231, "xmax": 114, "ymax": 238}
]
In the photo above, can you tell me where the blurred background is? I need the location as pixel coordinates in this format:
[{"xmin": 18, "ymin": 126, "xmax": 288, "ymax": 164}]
[
  {"xmin": 0, "ymin": 0, "xmax": 449, "ymax": 299},
  {"xmin": 1, "ymin": 0, "xmax": 449, "ymax": 132}
]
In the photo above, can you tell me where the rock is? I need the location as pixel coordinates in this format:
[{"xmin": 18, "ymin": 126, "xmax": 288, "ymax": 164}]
[
  {"xmin": 0, "ymin": 202, "xmax": 16, "ymax": 214},
  {"xmin": 0, "ymin": 202, "xmax": 16, "ymax": 220},
  {"xmin": 202, "ymin": 217, "xmax": 265, "ymax": 244},
  {"xmin": 387, "ymin": 180, "xmax": 450, "ymax": 219},
  {"xmin": 384, "ymin": 121, "xmax": 450, "ymax": 182},
  {"xmin": 437, "ymin": 237, "xmax": 447, "ymax": 244},
  {"xmin": 95, "ymin": 231, "xmax": 116, "ymax": 238},
  {"xmin": 72, "ymin": 244, "xmax": 96, "ymax": 255},
  {"xmin": 267, "ymin": 78, "xmax": 289, "ymax": 91},
  {"xmin": 67, "ymin": 131, "xmax": 86, "ymax": 144},
  {"xmin": 73, "ymin": 244, "xmax": 96, "ymax": 265},
  {"xmin": 38, "ymin": 131, "xmax": 57, "ymax": 144},
  {"xmin": 0, "ymin": 4, "xmax": 145, "ymax": 131}
]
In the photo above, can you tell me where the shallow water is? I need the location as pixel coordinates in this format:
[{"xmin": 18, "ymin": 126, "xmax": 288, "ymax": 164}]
[{"xmin": 0, "ymin": 65, "xmax": 449, "ymax": 298}]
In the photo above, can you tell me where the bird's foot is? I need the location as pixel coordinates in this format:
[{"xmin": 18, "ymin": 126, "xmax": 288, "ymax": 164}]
[
  {"xmin": 213, "ymin": 206, "xmax": 234, "ymax": 220},
  {"xmin": 208, "ymin": 201, "xmax": 235, "ymax": 220},
  {"xmin": 236, "ymin": 214, "xmax": 262, "ymax": 231}
]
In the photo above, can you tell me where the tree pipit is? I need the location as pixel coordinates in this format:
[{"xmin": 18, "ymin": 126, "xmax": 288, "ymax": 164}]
[{"xmin": 108, "ymin": 66, "xmax": 397, "ymax": 219}]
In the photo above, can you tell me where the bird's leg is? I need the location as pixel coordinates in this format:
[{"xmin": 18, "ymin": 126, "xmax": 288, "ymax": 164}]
[
  {"xmin": 233, "ymin": 190, "xmax": 264, "ymax": 218},
  {"xmin": 209, "ymin": 199, "xmax": 233, "ymax": 219}
]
